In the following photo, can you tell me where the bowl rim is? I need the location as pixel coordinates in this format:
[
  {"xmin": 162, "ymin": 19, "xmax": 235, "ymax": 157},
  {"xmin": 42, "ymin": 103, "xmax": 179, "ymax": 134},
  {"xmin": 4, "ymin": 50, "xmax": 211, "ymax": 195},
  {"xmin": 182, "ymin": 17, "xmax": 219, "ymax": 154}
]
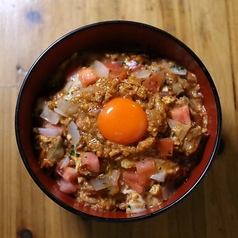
[{"xmin": 15, "ymin": 20, "xmax": 222, "ymax": 222}]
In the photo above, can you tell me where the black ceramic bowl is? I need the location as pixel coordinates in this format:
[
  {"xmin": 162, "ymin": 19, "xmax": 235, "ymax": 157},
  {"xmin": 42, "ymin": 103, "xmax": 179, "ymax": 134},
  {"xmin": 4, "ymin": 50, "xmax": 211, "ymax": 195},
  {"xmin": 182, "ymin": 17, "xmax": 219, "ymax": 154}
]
[{"xmin": 15, "ymin": 20, "xmax": 222, "ymax": 222}]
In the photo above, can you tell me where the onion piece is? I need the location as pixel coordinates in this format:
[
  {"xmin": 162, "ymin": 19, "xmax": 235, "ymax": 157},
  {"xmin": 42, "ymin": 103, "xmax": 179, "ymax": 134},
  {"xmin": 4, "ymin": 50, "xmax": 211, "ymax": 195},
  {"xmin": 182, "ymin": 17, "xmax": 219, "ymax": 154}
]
[
  {"xmin": 63, "ymin": 80, "xmax": 74, "ymax": 92},
  {"xmin": 40, "ymin": 106, "xmax": 60, "ymax": 124},
  {"xmin": 161, "ymin": 183, "xmax": 176, "ymax": 201},
  {"xmin": 57, "ymin": 99, "xmax": 71, "ymax": 114},
  {"xmin": 150, "ymin": 171, "xmax": 165, "ymax": 182},
  {"xmin": 60, "ymin": 156, "xmax": 70, "ymax": 169},
  {"xmin": 89, "ymin": 170, "xmax": 120, "ymax": 191},
  {"xmin": 89, "ymin": 175, "xmax": 110, "ymax": 191},
  {"xmin": 54, "ymin": 99, "xmax": 79, "ymax": 116},
  {"xmin": 45, "ymin": 123, "xmax": 63, "ymax": 134},
  {"xmin": 67, "ymin": 121, "xmax": 80, "ymax": 146},
  {"xmin": 132, "ymin": 68, "xmax": 151, "ymax": 78},
  {"xmin": 36, "ymin": 127, "xmax": 61, "ymax": 138},
  {"xmin": 169, "ymin": 65, "xmax": 187, "ymax": 75},
  {"xmin": 68, "ymin": 105, "xmax": 78, "ymax": 115},
  {"xmin": 91, "ymin": 60, "xmax": 109, "ymax": 78},
  {"xmin": 172, "ymin": 82, "xmax": 184, "ymax": 95},
  {"xmin": 72, "ymin": 85, "xmax": 97, "ymax": 97},
  {"xmin": 58, "ymin": 179, "xmax": 77, "ymax": 194},
  {"xmin": 69, "ymin": 72, "xmax": 79, "ymax": 82},
  {"xmin": 54, "ymin": 107, "xmax": 67, "ymax": 117},
  {"xmin": 110, "ymin": 169, "xmax": 120, "ymax": 186},
  {"xmin": 167, "ymin": 118, "xmax": 190, "ymax": 140},
  {"xmin": 65, "ymin": 79, "xmax": 82, "ymax": 99}
]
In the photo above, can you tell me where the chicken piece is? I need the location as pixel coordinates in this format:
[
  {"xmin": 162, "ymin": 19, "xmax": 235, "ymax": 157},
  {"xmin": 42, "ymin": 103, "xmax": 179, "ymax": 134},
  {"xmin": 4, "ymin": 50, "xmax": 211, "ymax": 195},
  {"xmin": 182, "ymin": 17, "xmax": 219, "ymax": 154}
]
[
  {"xmin": 182, "ymin": 125, "xmax": 204, "ymax": 156},
  {"xmin": 37, "ymin": 135, "xmax": 64, "ymax": 168}
]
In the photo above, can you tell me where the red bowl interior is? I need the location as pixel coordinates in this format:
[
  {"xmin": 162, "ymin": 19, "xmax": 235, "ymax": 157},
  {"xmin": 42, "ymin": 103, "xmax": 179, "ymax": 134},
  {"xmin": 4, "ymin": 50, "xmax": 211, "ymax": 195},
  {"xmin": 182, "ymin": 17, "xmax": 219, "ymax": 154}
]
[{"xmin": 15, "ymin": 21, "xmax": 222, "ymax": 222}]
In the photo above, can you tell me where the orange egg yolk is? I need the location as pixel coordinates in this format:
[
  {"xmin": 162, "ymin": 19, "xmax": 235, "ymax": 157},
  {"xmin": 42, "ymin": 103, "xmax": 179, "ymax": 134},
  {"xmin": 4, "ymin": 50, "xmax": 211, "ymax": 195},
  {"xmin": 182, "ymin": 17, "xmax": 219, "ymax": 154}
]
[{"xmin": 97, "ymin": 97, "xmax": 148, "ymax": 145}]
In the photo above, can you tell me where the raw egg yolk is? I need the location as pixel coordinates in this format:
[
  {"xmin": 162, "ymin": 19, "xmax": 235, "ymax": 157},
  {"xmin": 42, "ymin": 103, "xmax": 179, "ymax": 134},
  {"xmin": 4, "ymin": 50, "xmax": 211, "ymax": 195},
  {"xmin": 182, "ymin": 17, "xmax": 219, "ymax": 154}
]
[{"xmin": 97, "ymin": 97, "xmax": 148, "ymax": 145}]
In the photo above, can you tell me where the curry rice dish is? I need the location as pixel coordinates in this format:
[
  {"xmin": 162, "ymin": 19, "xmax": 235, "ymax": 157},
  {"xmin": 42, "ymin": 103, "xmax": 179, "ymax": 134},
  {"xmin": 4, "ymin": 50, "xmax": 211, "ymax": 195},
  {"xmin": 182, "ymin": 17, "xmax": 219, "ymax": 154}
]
[{"xmin": 33, "ymin": 51, "xmax": 208, "ymax": 213}]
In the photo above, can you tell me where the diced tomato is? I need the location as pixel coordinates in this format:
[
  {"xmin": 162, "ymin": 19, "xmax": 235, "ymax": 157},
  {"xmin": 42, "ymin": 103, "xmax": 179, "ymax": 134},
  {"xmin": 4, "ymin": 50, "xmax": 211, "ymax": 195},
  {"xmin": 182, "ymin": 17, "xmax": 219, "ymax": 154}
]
[
  {"xmin": 78, "ymin": 67, "xmax": 97, "ymax": 87},
  {"xmin": 59, "ymin": 179, "xmax": 77, "ymax": 194},
  {"xmin": 122, "ymin": 168, "xmax": 144, "ymax": 194},
  {"xmin": 81, "ymin": 152, "xmax": 100, "ymax": 173},
  {"xmin": 170, "ymin": 105, "xmax": 191, "ymax": 125},
  {"xmin": 123, "ymin": 158, "xmax": 157, "ymax": 193},
  {"xmin": 62, "ymin": 167, "xmax": 78, "ymax": 182},
  {"xmin": 102, "ymin": 60, "xmax": 127, "ymax": 80},
  {"xmin": 135, "ymin": 158, "xmax": 157, "ymax": 186},
  {"xmin": 103, "ymin": 60, "xmax": 121, "ymax": 71},
  {"xmin": 143, "ymin": 71, "xmax": 165, "ymax": 92},
  {"xmin": 157, "ymin": 138, "xmax": 174, "ymax": 156}
]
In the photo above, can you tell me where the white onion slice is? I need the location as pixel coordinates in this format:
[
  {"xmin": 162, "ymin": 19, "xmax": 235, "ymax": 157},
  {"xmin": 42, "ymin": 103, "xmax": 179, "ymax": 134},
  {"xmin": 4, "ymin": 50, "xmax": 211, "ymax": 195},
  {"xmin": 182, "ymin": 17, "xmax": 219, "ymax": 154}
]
[
  {"xmin": 167, "ymin": 118, "xmax": 178, "ymax": 129},
  {"xmin": 89, "ymin": 170, "xmax": 120, "ymax": 191},
  {"xmin": 54, "ymin": 107, "xmax": 67, "ymax": 117},
  {"xmin": 69, "ymin": 73, "xmax": 79, "ymax": 82},
  {"xmin": 68, "ymin": 105, "xmax": 78, "ymax": 115},
  {"xmin": 67, "ymin": 121, "xmax": 80, "ymax": 146},
  {"xmin": 132, "ymin": 68, "xmax": 151, "ymax": 78},
  {"xmin": 110, "ymin": 170, "xmax": 120, "ymax": 186},
  {"xmin": 57, "ymin": 99, "xmax": 71, "ymax": 113},
  {"xmin": 63, "ymin": 80, "xmax": 74, "ymax": 91},
  {"xmin": 89, "ymin": 175, "xmax": 110, "ymax": 191},
  {"xmin": 36, "ymin": 127, "xmax": 60, "ymax": 138},
  {"xmin": 60, "ymin": 156, "xmax": 70, "ymax": 169},
  {"xmin": 161, "ymin": 183, "xmax": 176, "ymax": 201},
  {"xmin": 91, "ymin": 60, "xmax": 109, "ymax": 78},
  {"xmin": 54, "ymin": 99, "xmax": 79, "ymax": 116},
  {"xmin": 150, "ymin": 171, "xmax": 165, "ymax": 182},
  {"xmin": 40, "ymin": 106, "xmax": 60, "ymax": 124},
  {"xmin": 169, "ymin": 66, "xmax": 187, "ymax": 75},
  {"xmin": 167, "ymin": 118, "xmax": 190, "ymax": 140},
  {"xmin": 172, "ymin": 82, "xmax": 184, "ymax": 95},
  {"xmin": 72, "ymin": 85, "xmax": 97, "ymax": 97}
]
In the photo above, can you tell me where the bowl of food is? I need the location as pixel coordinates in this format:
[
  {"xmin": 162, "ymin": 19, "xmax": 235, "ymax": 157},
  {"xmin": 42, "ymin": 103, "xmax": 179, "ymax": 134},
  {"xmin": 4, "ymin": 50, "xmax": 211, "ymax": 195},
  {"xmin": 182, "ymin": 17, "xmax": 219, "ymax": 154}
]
[{"xmin": 15, "ymin": 20, "xmax": 222, "ymax": 221}]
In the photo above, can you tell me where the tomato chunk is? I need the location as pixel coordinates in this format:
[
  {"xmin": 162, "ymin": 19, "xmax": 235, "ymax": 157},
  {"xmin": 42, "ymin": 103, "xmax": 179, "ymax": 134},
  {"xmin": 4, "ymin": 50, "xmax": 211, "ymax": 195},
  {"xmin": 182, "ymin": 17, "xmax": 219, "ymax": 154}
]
[
  {"xmin": 62, "ymin": 167, "xmax": 78, "ymax": 182},
  {"xmin": 59, "ymin": 179, "xmax": 77, "ymax": 194},
  {"xmin": 143, "ymin": 71, "xmax": 165, "ymax": 92},
  {"xmin": 135, "ymin": 158, "xmax": 157, "ymax": 187},
  {"xmin": 81, "ymin": 152, "xmax": 100, "ymax": 173},
  {"xmin": 157, "ymin": 138, "xmax": 174, "ymax": 156},
  {"xmin": 123, "ymin": 158, "xmax": 157, "ymax": 193},
  {"xmin": 170, "ymin": 105, "xmax": 191, "ymax": 125},
  {"xmin": 102, "ymin": 60, "xmax": 127, "ymax": 80},
  {"xmin": 123, "ymin": 168, "xmax": 144, "ymax": 194},
  {"xmin": 79, "ymin": 67, "xmax": 97, "ymax": 87}
]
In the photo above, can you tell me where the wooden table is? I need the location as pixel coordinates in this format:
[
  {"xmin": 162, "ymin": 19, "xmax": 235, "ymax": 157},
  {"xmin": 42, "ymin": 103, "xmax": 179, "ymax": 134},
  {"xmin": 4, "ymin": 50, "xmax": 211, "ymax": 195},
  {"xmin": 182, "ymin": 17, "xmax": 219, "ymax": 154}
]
[{"xmin": 1, "ymin": 0, "xmax": 238, "ymax": 237}]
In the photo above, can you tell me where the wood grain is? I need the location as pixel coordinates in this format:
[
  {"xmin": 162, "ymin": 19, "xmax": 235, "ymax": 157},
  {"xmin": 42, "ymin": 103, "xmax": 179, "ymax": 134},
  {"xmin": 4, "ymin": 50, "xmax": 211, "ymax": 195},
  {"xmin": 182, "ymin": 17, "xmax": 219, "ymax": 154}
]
[{"xmin": 1, "ymin": 0, "xmax": 238, "ymax": 237}]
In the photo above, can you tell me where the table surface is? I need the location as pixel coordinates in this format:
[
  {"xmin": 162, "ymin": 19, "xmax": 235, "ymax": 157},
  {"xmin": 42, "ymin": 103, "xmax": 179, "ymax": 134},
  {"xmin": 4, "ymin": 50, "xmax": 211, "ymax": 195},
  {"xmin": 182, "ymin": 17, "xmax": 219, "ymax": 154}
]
[{"xmin": 1, "ymin": 0, "xmax": 238, "ymax": 237}]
